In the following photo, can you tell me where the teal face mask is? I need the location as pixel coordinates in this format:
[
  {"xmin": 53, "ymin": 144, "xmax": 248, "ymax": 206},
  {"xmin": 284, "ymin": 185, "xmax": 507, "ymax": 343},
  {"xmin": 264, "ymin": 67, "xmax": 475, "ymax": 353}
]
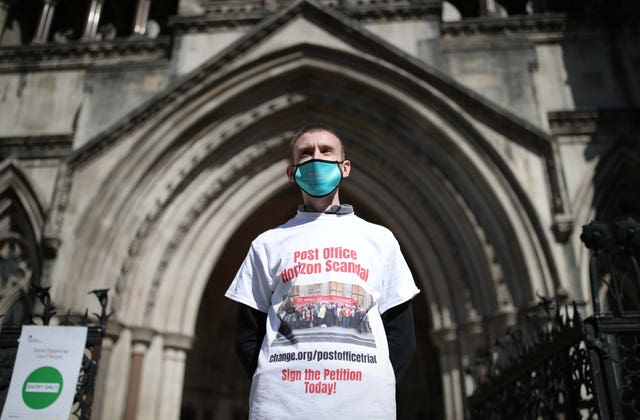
[{"xmin": 293, "ymin": 159, "xmax": 344, "ymax": 198}]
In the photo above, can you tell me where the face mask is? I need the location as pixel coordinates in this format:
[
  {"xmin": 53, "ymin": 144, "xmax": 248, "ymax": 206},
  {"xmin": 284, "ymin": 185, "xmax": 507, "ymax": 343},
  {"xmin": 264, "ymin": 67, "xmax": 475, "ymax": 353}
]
[{"xmin": 293, "ymin": 159, "xmax": 344, "ymax": 198}]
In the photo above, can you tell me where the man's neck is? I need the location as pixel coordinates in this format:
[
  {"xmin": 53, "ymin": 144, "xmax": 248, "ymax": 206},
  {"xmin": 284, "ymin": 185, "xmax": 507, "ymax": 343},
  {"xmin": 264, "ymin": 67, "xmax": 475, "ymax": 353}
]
[{"xmin": 302, "ymin": 191, "xmax": 341, "ymax": 212}]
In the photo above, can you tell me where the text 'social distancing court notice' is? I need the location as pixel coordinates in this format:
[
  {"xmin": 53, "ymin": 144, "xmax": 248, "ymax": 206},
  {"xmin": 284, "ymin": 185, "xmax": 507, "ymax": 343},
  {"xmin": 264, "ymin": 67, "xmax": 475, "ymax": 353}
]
[{"xmin": 1, "ymin": 326, "xmax": 88, "ymax": 420}]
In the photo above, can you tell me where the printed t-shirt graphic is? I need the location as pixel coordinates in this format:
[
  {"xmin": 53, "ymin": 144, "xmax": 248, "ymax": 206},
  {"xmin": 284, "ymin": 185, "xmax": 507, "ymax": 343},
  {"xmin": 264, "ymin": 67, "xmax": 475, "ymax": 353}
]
[
  {"xmin": 274, "ymin": 281, "xmax": 376, "ymax": 348},
  {"xmin": 225, "ymin": 211, "xmax": 420, "ymax": 419}
]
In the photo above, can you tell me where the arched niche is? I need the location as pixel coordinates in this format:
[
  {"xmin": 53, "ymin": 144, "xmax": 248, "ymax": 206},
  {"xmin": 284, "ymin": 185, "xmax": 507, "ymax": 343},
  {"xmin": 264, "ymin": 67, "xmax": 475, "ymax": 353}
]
[{"xmin": 0, "ymin": 161, "xmax": 45, "ymax": 324}]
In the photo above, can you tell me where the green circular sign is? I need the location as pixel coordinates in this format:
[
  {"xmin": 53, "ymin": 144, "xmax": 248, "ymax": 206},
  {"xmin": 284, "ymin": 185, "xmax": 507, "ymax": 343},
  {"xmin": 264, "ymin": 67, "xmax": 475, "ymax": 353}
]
[{"xmin": 21, "ymin": 366, "xmax": 63, "ymax": 409}]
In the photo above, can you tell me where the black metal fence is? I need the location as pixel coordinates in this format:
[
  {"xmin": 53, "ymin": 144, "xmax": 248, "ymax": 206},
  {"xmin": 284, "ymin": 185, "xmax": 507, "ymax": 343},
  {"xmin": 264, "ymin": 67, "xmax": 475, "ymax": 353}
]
[
  {"xmin": 468, "ymin": 218, "xmax": 640, "ymax": 419},
  {"xmin": 0, "ymin": 287, "xmax": 109, "ymax": 420}
]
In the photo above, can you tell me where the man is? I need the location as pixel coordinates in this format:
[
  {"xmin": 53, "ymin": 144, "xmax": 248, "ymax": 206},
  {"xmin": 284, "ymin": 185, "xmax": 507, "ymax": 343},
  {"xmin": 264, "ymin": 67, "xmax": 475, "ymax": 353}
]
[{"xmin": 225, "ymin": 123, "xmax": 420, "ymax": 419}]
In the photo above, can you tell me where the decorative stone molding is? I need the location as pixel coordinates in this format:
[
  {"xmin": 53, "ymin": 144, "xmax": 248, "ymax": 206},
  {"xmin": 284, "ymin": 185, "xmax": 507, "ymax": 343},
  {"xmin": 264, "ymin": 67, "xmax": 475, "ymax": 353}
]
[
  {"xmin": 0, "ymin": 37, "xmax": 171, "ymax": 72},
  {"xmin": 58, "ymin": 0, "xmax": 565, "ymax": 326},
  {"xmin": 130, "ymin": 325, "xmax": 156, "ymax": 345},
  {"xmin": 0, "ymin": 232, "xmax": 33, "ymax": 294},
  {"xmin": 0, "ymin": 162, "xmax": 45, "ymax": 280},
  {"xmin": 169, "ymin": 11, "xmax": 270, "ymax": 33},
  {"xmin": 341, "ymin": 2, "xmax": 441, "ymax": 23},
  {"xmin": 430, "ymin": 326, "xmax": 458, "ymax": 350},
  {"xmin": 441, "ymin": 13, "xmax": 640, "ymax": 39},
  {"xmin": 141, "ymin": 100, "xmax": 298, "ymax": 322},
  {"xmin": 441, "ymin": 13, "xmax": 567, "ymax": 37},
  {"xmin": 345, "ymin": 128, "xmax": 510, "ymax": 322},
  {"xmin": 163, "ymin": 332, "xmax": 194, "ymax": 351},
  {"xmin": 104, "ymin": 319, "xmax": 125, "ymax": 341},
  {"xmin": 549, "ymin": 109, "xmax": 640, "ymax": 137},
  {"xmin": 42, "ymin": 162, "xmax": 71, "ymax": 257},
  {"xmin": 42, "ymin": 236, "xmax": 61, "ymax": 259},
  {"xmin": 0, "ymin": 134, "xmax": 72, "ymax": 159},
  {"xmin": 171, "ymin": 0, "xmax": 441, "ymax": 33},
  {"xmin": 0, "ymin": 162, "xmax": 46, "ymax": 322},
  {"xmin": 552, "ymin": 212, "xmax": 574, "ymax": 243}
]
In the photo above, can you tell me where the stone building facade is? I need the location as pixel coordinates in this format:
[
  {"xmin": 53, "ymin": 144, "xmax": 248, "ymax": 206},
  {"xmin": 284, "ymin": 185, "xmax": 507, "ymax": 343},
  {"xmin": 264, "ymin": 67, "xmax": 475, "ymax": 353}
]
[{"xmin": 0, "ymin": 0, "xmax": 638, "ymax": 418}]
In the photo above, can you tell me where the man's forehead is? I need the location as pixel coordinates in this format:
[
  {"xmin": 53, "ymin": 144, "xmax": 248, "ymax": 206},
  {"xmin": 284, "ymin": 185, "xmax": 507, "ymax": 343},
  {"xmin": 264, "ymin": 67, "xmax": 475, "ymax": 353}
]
[{"xmin": 294, "ymin": 130, "xmax": 341, "ymax": 148}]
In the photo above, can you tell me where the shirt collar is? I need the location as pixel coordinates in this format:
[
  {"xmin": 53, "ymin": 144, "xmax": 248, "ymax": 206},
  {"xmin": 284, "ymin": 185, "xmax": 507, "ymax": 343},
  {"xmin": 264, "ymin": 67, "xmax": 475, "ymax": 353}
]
[{"xmin": 298, "ymin": 204, "xmax": 354, "ymax": 215}]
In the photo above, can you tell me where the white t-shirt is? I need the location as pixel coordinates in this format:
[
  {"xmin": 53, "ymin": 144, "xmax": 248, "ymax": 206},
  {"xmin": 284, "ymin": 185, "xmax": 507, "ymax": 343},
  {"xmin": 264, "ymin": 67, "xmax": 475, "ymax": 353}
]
[{"xmin": 225, "ymin": 210, "xmax": 420, "ymax": 419}]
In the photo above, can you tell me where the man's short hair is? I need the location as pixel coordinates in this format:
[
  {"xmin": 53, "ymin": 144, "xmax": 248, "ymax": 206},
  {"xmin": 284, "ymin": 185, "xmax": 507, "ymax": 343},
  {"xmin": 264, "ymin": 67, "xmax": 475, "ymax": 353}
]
[{"xmin": 289, "ymin": 123, "xmax": 346, "ymax": 163}]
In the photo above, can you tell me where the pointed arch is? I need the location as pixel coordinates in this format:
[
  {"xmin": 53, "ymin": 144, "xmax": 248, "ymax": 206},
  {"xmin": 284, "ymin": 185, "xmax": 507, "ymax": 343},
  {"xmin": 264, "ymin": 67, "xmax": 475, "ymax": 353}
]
[
  {"xmin": 58, "ymin": 44, "xmax": 557, "ymax": 344},
  {"xmin": 0, "ymin": 161, "xmax": 45, "ymax": 321}
]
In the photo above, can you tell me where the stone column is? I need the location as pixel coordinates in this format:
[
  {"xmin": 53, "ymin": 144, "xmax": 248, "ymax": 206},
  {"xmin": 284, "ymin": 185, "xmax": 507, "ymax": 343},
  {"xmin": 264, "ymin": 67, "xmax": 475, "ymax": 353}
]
[
  {"xmin": 91, "ymin": 322, "xmax": 123, "ymax": 420},
  {"xmin": 32, "ymin": 0, "xmax": 57, "ymax": 43},
  {"xmin": 158, "ymin": 333, "xmax": 193, "ymax": 420},
  {"xmin": 132, "ymin": 0, "xmax": 151, "ymax": 36},
  {"xmin": 457, "ymin": 320, "xmax": 486, "ymax": 400},
  {"xmin": 93, "ymin": 328, "xmax": 131, "ymax": 420},
  {"xmin": 431, "ymin": 327, "xmax": 465, "ymax": 420},
  {"xmin": 82, "ymin": 0, "xmax": 105, "ymax": 40},
  {"xmin": 177, "ymin": 0, "xmax": 204, "ymax": 15},
  {"xmin": 123, "ymin": 327, "xmax": 155, "ymax": 420},
  {"xmin": 0, "ymin": 0, "xmax": 10, "ymax": 40},
  {"xmin": 479, "ymin": 0, "xmax": 498, "ymax": 16}
]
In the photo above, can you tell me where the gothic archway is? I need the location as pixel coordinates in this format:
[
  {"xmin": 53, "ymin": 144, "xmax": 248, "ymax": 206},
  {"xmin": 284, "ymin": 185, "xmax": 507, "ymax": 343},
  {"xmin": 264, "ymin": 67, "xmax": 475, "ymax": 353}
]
[
  {"xmin": 64, "ymin": 47, "xmax": 554, "ymax": 322},
  {"xmin": 55, "ymin": 36, "xmax": 559, "ymax": 419}
]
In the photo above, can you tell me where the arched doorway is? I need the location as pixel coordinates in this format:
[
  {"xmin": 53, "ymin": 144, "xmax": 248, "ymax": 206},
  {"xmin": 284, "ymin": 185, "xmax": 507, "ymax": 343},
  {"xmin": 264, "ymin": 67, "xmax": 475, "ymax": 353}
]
[
  {"xmin": 61, "ymin": 35, "xmax": 558, "ymax": 419},
  {"xmin": 181, "ymin": 184, "xmax": 444, "ymax": 420}
]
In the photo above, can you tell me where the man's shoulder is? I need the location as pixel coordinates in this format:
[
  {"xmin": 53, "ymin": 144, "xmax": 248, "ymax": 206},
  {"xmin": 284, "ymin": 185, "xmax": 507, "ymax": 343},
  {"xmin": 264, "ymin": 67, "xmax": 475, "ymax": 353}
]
[
  {"xmin": 251, "ymin": 213, "xmax": 304, "ymax": 243},
  {"xmin": 251, "ymin": 212, "xmax": 395, "ymax": 243},
  {"xmin": 350, "ymin": 214, "xmax": 394, "ymax": 237}
]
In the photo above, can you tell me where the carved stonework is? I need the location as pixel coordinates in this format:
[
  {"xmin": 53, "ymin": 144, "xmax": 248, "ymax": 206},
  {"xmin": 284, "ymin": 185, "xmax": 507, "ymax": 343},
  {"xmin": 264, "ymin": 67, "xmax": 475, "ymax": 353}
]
[
  {"xmin": 141, "ymin": 132, "xmax": 290, "ymax": 322},
  {"xmin": 171, "ymin": 0, "xmax": 441, "ymax": 33},
  {"xmin": 0, "ymin": 37, "xmax": 171, "ymax": 72},
  {"xmin": 0, "ymin": 135, "xmax": 71, "ymax": 159},
  {"xmin": 549, "ymin": 109, "xmax": 640, "ymax": 137},
  {"xmin": 441, "ymin": 12, "xmax": 640, "ymax": 38},
  {"xmin": 441, "ymin": 14, "xmax": 567, "ymax": 37},
  {"xmin": 0, "ymin": 163, "xmax": 44, "ymax": 324},
  {"xmin": 0, "ymin": 232, "xmax": 31, "ymax": 291},
  {"xmin": 0, "ymin": 194, "xmax": 38, "ymax": 324},
  {"xmin": 42, "ymin": 163, "xmax": 70, "ymax": 255}
]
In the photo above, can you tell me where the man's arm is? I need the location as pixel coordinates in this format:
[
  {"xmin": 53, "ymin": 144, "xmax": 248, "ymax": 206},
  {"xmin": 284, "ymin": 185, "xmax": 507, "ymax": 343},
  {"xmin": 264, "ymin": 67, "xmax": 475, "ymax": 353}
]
[
  {"xmin": 381, "ymin": 300, "xmax": 416, "ymax": 381},
  {"xmin": 235, "ymin": 303, "xmax": 267, "ymax": 380}
]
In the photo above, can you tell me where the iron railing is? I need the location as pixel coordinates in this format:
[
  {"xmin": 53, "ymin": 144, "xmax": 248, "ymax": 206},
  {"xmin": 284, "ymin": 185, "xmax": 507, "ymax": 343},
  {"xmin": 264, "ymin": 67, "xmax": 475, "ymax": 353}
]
[
  {"xmin": 468, "ymin": 218, "xmax": 640, "ymax": 419},
  {"xmin": 0, "ymin": 287, "xmax": 109, "ymax": 420}
]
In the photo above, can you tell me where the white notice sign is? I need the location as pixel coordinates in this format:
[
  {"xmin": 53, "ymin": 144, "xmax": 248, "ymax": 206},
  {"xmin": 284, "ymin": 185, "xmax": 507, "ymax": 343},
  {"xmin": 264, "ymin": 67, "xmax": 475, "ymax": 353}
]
[{"xmin": 1, "ymin": 326, "xmax": 88, "ymax": 420}]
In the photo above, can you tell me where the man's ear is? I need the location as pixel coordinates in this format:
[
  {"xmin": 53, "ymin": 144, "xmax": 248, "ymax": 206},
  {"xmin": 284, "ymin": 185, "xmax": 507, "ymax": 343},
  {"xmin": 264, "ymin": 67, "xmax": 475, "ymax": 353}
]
[
  {"xmin": 286, "ymin": 165, "xmax": 296, "ymax": 182},
  {"xmin": 341, "ymin": 160, "xmax": 351, "ymax": 178}
]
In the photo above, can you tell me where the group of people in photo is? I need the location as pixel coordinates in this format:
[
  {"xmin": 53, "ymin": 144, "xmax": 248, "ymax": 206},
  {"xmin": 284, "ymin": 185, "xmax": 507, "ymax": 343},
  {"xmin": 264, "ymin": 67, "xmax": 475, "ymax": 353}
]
[{"xmin": 278, "ymin": 300, "xmax": 372, "ymax": 334}]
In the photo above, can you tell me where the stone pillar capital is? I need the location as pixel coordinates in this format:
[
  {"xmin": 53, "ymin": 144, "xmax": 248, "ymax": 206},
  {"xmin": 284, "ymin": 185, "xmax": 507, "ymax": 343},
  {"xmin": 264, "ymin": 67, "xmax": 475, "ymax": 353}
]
[
  {"xmin": 130, "ymin": 326, "xmax": 156, "ymax": 345},
  {"xmin": 163, "ymin": 332, "xmax": 194, "ymax": 351},
  {"xmin": 430, "ymin": 326, "xmax": 458, "ymax": 351}
]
